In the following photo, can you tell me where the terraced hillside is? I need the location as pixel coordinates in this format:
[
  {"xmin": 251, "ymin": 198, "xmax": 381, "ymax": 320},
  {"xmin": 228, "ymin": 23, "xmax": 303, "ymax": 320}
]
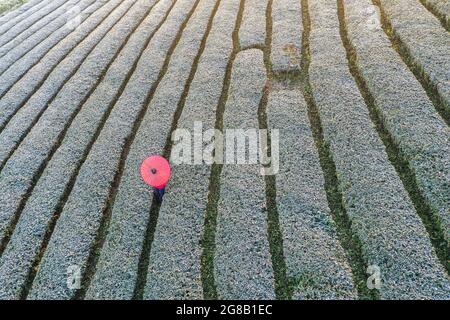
[{"xmin": 0, "ymin": 0, "xmax": 448, "ymax": 300}]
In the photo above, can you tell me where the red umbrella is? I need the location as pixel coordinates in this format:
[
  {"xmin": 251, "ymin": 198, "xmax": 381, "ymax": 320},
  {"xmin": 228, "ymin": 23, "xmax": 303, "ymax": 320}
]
[{"xmin": 140, "ymin": 155, "xmax": 171, "ymax": 189}]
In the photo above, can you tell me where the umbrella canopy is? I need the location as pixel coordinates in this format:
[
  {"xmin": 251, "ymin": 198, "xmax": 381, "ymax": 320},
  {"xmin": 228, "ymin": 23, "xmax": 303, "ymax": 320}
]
[{"xmin": 140, "ymin": 155, "xmax": 171, "ymax": 189}]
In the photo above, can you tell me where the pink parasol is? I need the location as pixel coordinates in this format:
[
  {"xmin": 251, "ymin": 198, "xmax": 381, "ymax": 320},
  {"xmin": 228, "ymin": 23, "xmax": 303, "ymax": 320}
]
[{"xmin": 140, "ymin": 155, "xmax": 171, "ymax": 189}]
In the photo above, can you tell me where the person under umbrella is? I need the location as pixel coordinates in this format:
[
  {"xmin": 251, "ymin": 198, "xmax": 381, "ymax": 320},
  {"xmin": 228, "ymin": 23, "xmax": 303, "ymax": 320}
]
[{"xmin": 140, "ymin": 155, "xmax": 171, "ymax": 203}]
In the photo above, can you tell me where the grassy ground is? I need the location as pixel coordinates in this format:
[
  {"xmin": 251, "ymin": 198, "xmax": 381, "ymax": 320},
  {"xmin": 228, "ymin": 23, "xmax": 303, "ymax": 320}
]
[{"xmin": 0, "ymin": 0, "xmax": 27, "ymax": 15}]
